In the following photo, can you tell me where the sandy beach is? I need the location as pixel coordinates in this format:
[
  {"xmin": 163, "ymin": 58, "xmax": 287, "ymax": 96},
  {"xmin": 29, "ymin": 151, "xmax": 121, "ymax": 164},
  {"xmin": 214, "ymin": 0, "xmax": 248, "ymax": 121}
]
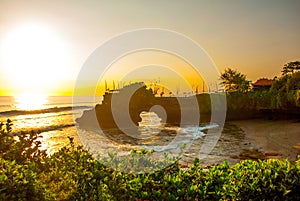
[
  {"xmin": 179, "ymin": 119, "xmax": 300, "ymax": 167},
  {"xmin": 231, "ymin": 119, "xmax": 300, "ymax": 161}
]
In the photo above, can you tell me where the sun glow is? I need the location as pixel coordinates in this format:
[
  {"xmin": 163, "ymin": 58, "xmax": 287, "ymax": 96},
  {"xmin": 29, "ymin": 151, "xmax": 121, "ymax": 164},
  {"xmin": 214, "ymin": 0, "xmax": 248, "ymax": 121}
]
[
  {"xmin": 1, "ymin": 22, "xmax": 70, "ymax": 94},
  {"xmin": 15, "ymin": 93, "xmax": 48, "ymax": 111}
]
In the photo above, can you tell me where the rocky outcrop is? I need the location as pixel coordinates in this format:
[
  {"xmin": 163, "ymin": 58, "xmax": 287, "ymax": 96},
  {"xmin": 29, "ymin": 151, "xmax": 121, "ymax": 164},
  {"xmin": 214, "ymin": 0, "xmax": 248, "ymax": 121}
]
[{"xmin": 76, "ymin": 82, "xmax": 214, "ymax": 131}]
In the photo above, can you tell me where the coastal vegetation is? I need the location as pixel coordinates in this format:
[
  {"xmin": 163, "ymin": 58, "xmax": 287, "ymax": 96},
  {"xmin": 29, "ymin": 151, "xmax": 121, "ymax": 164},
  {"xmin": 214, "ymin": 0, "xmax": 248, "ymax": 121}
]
[
  {"xmin": 1, "ymin": 120, "xmax": 299, "ymax": 200},
  {"xmin": 220, "ymin": 62, "xmax": 300, "ymax": 119}
]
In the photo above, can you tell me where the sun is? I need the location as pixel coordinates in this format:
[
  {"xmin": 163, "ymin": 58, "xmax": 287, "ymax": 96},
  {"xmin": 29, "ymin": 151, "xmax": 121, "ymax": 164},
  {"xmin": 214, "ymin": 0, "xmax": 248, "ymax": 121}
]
[
  {"xmin": 1, "ymin": 22, "xmax": 70, "ymax": 94},
  {"xmin": 15, "ymin": 93, "xmax": 48, "ymax": 111}
]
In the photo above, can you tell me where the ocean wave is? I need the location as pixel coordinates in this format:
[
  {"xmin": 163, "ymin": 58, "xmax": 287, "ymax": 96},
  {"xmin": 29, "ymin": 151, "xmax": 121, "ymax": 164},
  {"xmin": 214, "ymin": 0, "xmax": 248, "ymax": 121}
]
[
  {"xmin": 0, "ymin": 106, "xmax": 92, "ymax": 117},
  {"xmin": 11, "ymin": 123, "xmax": 75, "ymax": 136},
  {"xmin": 140, "ymin": 124, "xmax": 219, "ymax": 152},
  {"xmin": 0, "ymin": 104, "xmax": 14, "ymax": 108},
  {"xmin": 199, "ymin": 123, "xmax": 219, "ymax": 131}
]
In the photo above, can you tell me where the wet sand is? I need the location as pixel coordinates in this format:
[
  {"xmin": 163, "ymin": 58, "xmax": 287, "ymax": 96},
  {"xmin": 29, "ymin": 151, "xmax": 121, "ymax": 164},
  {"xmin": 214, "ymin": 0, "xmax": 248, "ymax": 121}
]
[
  {"xmin": 231, "ymin": 119, "xmax": 300, "ymax": 161},
  {"xmin": 180, "ymin": 119, "xmax": 300, "ymax": 167},
  {"xmin": 180, "ymin": 123, "xmax": 246, "ymax": 166}
]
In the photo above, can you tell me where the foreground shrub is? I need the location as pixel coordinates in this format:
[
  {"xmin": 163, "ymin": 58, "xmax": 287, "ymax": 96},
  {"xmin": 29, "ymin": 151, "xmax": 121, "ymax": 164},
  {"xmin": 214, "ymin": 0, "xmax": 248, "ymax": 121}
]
[
  {"xmin": 0, "ymin": 120, "xmax": 50, "ymax": 200},
  {"xmin": 42, "ymin": 145, "xmax": 113, "ymax": 200},
  {"xmin": 235, "ymin": 159, "xmax": 300, "ymax": 200},
  {"xmin": 0, "ymin": 158, "xmax": 47, "ymax": 201},
  {"xmin": 0, "ymin": 119, "xmax": 299, "ymax": 200},
  {"xmin": 0, "ymin": 119, "xmax": 47, "ymax": 169}
]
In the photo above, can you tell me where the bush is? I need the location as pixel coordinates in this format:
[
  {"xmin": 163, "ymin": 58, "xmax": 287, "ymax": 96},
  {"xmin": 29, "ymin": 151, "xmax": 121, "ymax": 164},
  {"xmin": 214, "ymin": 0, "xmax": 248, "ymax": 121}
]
[
  {"xmin": 0, "ymin": 119, "xmax": 47, "ymax": 169},
  {"xmin": 0, "ymin": 158, "xmax": 47, "ymax": 201},
  {"xmin": 0, "ymin": 119, "xmax": 299, "ymax": 200}
]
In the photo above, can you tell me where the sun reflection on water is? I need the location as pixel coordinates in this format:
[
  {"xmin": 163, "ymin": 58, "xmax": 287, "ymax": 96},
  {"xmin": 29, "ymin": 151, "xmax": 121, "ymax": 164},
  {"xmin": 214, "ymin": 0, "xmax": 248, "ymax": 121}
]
[{"xmin": 15, "ymin": 93, "xmax": 48, "ymax": 110}]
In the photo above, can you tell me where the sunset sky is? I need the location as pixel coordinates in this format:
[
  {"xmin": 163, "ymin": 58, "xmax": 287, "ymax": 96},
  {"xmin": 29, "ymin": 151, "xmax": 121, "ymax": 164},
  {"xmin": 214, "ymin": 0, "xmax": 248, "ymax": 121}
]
[{"xmin": 0, "ymin": 0, "xmax": 299, "ymax": 96}]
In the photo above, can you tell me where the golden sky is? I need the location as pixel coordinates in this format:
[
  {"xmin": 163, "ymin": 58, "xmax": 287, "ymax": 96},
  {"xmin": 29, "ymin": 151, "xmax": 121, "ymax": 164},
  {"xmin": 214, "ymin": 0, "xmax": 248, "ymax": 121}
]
[{"xmin": 0, "ymin": 0, "xmax": 299, "ymax": 96}]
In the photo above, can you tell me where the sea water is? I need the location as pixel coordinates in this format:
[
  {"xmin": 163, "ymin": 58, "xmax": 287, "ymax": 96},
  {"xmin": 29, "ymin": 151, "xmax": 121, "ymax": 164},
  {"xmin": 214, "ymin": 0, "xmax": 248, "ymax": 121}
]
[
  {"xmin": 0, "ymin": 96, "xmax": 95, "ymax": 154},
  {"xmin": 0, "ymin": 96, "xmax": 219, "ymax": 162}
]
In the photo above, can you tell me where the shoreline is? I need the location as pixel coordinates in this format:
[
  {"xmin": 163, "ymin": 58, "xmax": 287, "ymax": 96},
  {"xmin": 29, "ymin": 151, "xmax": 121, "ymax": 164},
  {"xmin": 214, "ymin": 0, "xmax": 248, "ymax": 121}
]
[
  {"xmin": 39, "ymin": 117, "xmax": 300, "ymax": 167},
  {"xmin": 230, "ymin": 119, "xmax": 300, "ymax": 161},
  {"xmin": 180, "ymin": 118, "xmax": 300, "ymax": 167}
]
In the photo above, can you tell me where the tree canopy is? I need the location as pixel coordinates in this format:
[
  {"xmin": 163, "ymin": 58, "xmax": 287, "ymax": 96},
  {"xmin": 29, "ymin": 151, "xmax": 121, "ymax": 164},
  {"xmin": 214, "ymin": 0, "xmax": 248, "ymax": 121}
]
[
  {"xmin": 220, "ymin": 68, "xmax": 251, "ymax": 93},
  {"xmin": 281, "ymin": 61, "xmax": 300, "ymax": 75}
]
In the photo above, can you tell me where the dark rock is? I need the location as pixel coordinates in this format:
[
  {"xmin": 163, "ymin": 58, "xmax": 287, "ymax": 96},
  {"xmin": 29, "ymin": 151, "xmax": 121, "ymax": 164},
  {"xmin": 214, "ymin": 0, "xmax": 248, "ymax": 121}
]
[
  {"xmin": 265, "ymin": 151, "xmax": 279, "ymax": 156},
  {"xmin": 238, "ymin": 149, "xmax": 265, "ymax": 160}
]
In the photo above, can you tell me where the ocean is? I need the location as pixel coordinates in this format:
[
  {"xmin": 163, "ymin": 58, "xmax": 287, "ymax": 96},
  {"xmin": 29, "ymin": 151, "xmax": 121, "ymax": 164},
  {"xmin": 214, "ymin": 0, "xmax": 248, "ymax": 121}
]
[
  {"xmin": 0, "ymin": 96, "xmax": 226, "ymax": 166},
  {"xmin": 0, "ymin": 96, "xmax": 95, "ymax": 154}
]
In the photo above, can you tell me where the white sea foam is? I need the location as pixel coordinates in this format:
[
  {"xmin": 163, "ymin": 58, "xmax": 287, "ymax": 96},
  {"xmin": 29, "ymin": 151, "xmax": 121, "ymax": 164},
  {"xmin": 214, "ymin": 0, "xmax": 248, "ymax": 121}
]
[{"xmin": 140, "ymin": 123, "xmax": 219, "ymax": 153}]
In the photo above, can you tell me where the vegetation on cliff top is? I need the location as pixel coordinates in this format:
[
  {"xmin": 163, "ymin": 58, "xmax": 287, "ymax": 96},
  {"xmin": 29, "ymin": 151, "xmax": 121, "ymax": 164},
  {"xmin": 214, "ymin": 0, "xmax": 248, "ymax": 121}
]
[{"xmin": 221, "ymin": 61, "xmax": 300, "ymax": 112}]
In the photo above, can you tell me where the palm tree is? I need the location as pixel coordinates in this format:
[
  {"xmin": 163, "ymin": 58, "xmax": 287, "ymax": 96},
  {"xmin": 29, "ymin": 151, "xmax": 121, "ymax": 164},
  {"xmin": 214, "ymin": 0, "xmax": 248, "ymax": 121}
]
[{"xmin": 220, "ymin": 68, "xmax": 251, "ymax": 93}]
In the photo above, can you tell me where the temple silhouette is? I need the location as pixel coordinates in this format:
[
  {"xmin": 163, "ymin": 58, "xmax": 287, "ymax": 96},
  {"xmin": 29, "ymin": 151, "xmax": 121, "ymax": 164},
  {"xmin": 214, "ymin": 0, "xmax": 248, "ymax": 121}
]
[{"xmin": 76, "ymin": 82, "xmax": 214, "ymax": 132}]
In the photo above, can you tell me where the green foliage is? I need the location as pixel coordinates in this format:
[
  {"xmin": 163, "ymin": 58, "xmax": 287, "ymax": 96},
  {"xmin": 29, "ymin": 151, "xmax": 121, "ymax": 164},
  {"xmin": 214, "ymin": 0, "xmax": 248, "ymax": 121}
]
[
  {"xmin": 225, "ymin": 91, "xmax": 274, "ymax": 120},
  {"xmin": 0, "ymin": 158, "xmax": 47, "ymax": 201},
  {"xmin": 229, "ymin": 159, "xmax": 300, "ymax": 200},
  {"xmin": 41, "ymin": 145, "xmax": 112, "ymax": 200},
  {"xmin": 224, "ymin": 73, "xmax": 300, "ymax": 114},
  {"xmin": 98, "ymin": 148, "xmax": 177, "ymax": 173},
  {"xmin": 221, "ymin": 62, "xmax": 300, "ymax": 113},
  {"xmin": 270, "ymin": 72, "xmax": 300, "ymax": 108},
  {"xmin": 0, "ymin": 119, "xmax": 47, "ymax": 168},
  {"xmin": 1, "ymin": 119, "xmax": 300, "ymax": 200},
  {"xmin": 0, "ymin": 120, "xmax": 48, "ymax": 200}
]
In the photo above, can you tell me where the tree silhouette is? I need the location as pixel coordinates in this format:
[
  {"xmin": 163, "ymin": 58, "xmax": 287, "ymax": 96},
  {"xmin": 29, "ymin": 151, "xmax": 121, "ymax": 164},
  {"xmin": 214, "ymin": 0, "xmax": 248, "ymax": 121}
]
[
  {"xmin": 281, "ymin": 61, "xmax": 300, "ymax": 75},
  {"xmin": 220, "ymin": 68, "xmax": 251, "ymax": 93}
]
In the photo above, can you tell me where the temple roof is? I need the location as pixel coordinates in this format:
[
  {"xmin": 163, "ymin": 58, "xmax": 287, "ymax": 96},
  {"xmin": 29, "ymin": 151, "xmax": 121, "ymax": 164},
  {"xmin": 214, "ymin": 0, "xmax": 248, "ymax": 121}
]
[{"xmin": 252, "ymin": 78, "xmax": 273, "ymax": 86}]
